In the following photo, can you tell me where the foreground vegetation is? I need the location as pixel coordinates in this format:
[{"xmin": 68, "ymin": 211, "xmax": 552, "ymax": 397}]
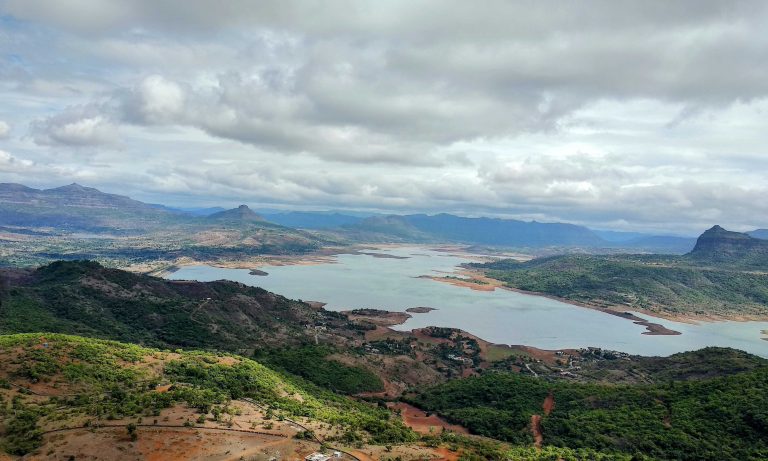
[{"xmin": 0, "ymin": 333, "xmax": 416, "ymax": 456}]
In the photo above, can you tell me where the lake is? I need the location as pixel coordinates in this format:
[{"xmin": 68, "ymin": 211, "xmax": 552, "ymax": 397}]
[{"xmin": 167, "ymin": 246, "xmax": 768, "ymax": 357}]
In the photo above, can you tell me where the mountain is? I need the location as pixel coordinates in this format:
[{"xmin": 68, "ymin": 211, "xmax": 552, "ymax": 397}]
[
  {"xmin": 618, "ymin": 235, "xmax": 697, "ymax": 254},
  {"xmin": 207, "ymin": 204, "xmax": 266, "ymax": 223},
  {"xmin": 749, "ymin": 229, "xmax": 768, "ymax": 240},
  {"xmin": 0, "ymin": 182, "xmax": 185, "ymax": 232},
  {"xmin": 0, "ymin": 184, "xmax": 326, "ymax": 266},
  {"xmin": 170, "ymin": 206, "xmax": 227, "ymax": 216},
  {"xmin": 591, "ymin": 229, "xmax": 649, "ymax": 243},
  {"xmin": 470, "ymin": 225, "xmax": 768, "ymax": 319},
  {"xmin": 687, "ymin": 225, "xmax": 768, "ymax": 268},
  {"xmin": 0, "ymin": 260, "xmax": 346, "ymax": 351},
  {"xmin": 343, "ymin": 213, "xmax": 604, "ymax": 247},
  {"xmin": 0, "ymin": 333, "xmax": 414, "ymax": 457},
  {"xmin": 263, "ymin": 211, "xmax": 365, "ymax": 229},
  {"xmin": 342, "ymin": 215, "xmax": 435, "ymax": 241}
]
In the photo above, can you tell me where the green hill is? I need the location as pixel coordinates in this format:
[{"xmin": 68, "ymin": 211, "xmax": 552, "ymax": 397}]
[
  {"xmin": 0, "ymin": 333, "xmax": 415, "ymax": 456},
  {"xmin": 471, "ymin": 226, "xmax": 768, "ymax": 319},
  {"xmin": 408, "ymin": 357, "xmax": 768, "ymax": 460}
]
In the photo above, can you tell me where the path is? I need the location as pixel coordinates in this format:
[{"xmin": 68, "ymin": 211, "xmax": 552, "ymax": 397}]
[
  {"xmin": 531, "ymin": 390, "xmax": 555, "ymax": 449},
  {"xmin": 189, "ymin": 298, "xmax": 211, "ymax": 325}
]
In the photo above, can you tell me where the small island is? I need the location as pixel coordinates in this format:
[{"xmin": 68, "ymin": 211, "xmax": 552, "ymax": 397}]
[{"xmin": 406, "ymin": 307, "xmax": 437, "ymax": 313}]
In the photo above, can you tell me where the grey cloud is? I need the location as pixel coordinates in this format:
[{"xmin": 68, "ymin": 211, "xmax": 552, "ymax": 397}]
[
  {"xmin": 30, "ymin": 104, "xmax": 119, "ymax": 146},
  {"xmin": 3, "ymin": 1, "xmax": 768, "ymax": 233}
]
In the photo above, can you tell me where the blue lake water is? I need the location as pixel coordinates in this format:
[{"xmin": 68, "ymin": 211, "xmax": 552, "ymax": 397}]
[{"xmin": 167, "ymin": 246, "xmax": 768, "ymax": 357}]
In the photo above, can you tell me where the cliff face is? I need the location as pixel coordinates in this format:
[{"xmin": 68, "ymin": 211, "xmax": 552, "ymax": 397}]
[{"xmin": 687, "ymin": 225, "xmax": 768, "ymax": 268}]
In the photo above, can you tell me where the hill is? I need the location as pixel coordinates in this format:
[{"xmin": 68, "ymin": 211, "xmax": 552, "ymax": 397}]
[
  {"xmin": 0, "ymin": 333, "xmax": 416, "ymax": 458},
  {"xmin": 207, "ymin": 204, "xmax": 266, "ymax": 223},
  {"xmin": 342, "ymin": 213, "xmax": 605, "ymax": 247},
  {"xmin": 0, "ymin": 184, "xmax": 326, "ymax": 268},
  {"xmin": 749, "ymin": 229, "xmax": 768, "ymax": 240},
  {"xmin": 687, "ymin": 225, "xmax": 768, "ymax": 269},
  {"xmin": 0, "ymin": 260, "xmax": 470, "ymax": 394},
  {"xmin": 0, "ymin": 182, "xmax": 185, "ymax": 232},
  {"xmin": 263, "ymin": 211, "xmax": 365, "ymax": 229},
  {"xmin": 469, "ymin": 226, "xmax": 768, "ymax": 319},
  {"xmin": 407, "ymin": 359, "xmax": 768, "ymax": 461}
]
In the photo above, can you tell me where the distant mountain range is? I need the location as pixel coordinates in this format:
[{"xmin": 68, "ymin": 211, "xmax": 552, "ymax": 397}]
[
  {"xmin": 261, "ymin": 211, "xmax": 366, "ymax": 229},
  {"xmin": 0, "ymin": 182, "xmax": 184, "ymax": 232},
  {"xmin": 2, "ymin": 182, "xmax": 765, "ymax": 254}
]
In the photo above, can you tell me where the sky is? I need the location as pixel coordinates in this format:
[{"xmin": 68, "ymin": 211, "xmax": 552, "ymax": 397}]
[{"xmin": 1, "ymin": 1, "xmax": 768, "ymax": 235}]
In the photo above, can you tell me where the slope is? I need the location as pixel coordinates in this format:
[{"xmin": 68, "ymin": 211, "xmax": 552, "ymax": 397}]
[
  {"xmin": 470, "ymin": 226, "xmax": 768, "ymax": 319},
  {"xmin": 0, "ymin": 333, "xmax": 416, "ymax": 457}
]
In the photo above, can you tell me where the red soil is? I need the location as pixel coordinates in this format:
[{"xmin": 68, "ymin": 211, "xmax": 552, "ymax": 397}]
[{"xmin": 388, "ymin": 402, "xmax": 469, "ymax": 435}]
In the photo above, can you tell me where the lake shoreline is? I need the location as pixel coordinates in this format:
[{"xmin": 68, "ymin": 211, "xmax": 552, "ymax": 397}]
[{"xmin": 425, "ymin": 266, "xmax": 768, "ymax": 326}]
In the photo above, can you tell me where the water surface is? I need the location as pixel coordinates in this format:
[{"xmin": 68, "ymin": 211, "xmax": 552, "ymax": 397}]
[{"xmin": 167, "ymin": 247, "xmax": 768, "ymax": 357}]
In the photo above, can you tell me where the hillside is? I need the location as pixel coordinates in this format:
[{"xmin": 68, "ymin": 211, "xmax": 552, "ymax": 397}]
[
  {"xmin": 341, "ymin": 213, "xmax": 605, "ymax": 247},
  {"xmin": 0, "ymin": 333, "xmax": 416, "ymax": 459},
  {"xmin": 0, "ymin": 260, "xmax": 354, "ymax": 351},
  {"xmin": 0, "ymin": 184, "xmax": 326, "ymax": 268},
  {"xmin": 207, "ymin": 204, "xmax": 266, "ymax": 223},
  {"xmin": 470, "ymin": 226, "xmax": 768, "ymax": 319},
  {"xmin": 338, "ymin": 213, "xmax": 697, "ymax": 253},
  {"xmin": 407, "ymin": 359, "xmax": 768, "ymax": 461},
  {"xmin": 263, "ymin": 211, "xmax": 365, "ymax": 229},
  {"xmin": 687, "ymin": 225, "xmax": 768, "ymax": 269},
  {"xmin": 0, "ymin": 183, "xmax": 185, "ymax": 232},
  {"xmin": 0, "ymin": 261, "xmax": 482, "ymax": 395}
]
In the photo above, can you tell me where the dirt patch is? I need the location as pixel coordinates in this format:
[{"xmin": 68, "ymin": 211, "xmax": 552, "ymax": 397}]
[
  {"xmin": 344, "ymin": 309, "xmax": 412, "ymax": 326},
  {"xmin": 432, "ymin": 446, "xmax": 462, "ymax": 461},
  {"xmin": 389, "ymin": 402, "xmax": 469, "ymax": 435},
  {"xmin": 531, "ymin": 414, "xmax": 543, "ymax": 448},
  {"xmin": 543, "ymin": 391, "xmax": 555, "ymax": 416}
]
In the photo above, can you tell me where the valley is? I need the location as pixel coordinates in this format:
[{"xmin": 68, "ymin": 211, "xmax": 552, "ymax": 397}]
[{"xmin": 2, "ymin": 183, "xmax": 768, "ymax": 460}]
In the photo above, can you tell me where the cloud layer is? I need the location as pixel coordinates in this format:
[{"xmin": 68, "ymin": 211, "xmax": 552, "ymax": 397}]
[{"xmin": 1, "ymin": 1, "xmax": 768, "ymax": 233}]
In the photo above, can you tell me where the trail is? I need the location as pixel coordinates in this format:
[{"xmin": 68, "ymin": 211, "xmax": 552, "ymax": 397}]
[
  {"xmin": 531, "ymin": 391, "xmax": 555, "ymax": 449},
  {"xmin": 189, "ymin": 298, "xmax": 211, "ymax": 325}
]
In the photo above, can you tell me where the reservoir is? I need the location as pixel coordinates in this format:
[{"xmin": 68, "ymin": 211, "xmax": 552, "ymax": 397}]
[{"xmin": 167, "ymin": 246, "xmax": 768, "ymax": 357}]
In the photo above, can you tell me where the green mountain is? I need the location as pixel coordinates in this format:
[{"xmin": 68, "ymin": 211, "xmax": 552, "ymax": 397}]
[
  {"xmin": 0, "ymin": 260, "xmax": 351, "ymax": 352},
  {"xmin": 408, "ymin": 357, "xmax": 768, "ymax": 460},
  {"xmin": 471, "ymin": 226, "xmax": 768, "ymax": 318},
  {"xmin": 0, "ymin": 333, "xmax": 415, "ymax": 456}
]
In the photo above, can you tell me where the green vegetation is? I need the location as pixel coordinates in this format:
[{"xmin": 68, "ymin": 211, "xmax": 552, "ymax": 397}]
[
  {"xmin": 409, "ymin": 366, "xmax": 768, "ymax": 460},
  {"xmin": 471, "ymin": 227, "xmax": 768, "ymax": 318},
  {"xmin": 0, "ymin": 333, "xmax": 416, "ymax": 455},
  {"xmin": 254, "ymin": 345, "xmax": 384, "ymax": 394},
  {"xmin": 0, "ymin": 260, "xmax": 354, "ymax": 351},
  {"xmin": 472, "ymin": 254, "xmax": 768, "ymax": 317}
]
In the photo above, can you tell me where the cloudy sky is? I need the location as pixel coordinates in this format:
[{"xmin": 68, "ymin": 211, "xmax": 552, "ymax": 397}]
[{"xmin": 1, "ymin": 1, "xmax": 767, "ymax": 234}]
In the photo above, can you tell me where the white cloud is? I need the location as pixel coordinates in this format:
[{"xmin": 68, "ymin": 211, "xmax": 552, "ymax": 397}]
[
  {"xmin": 31, "ymin": 105, "xmax": 119, "ymax": 146},
  {"xmin": 2, "ymin": 1, "xmax": 768, "ymax": 232},
  {"xmin": 0, "ymin": 121, "xmax": 9, "ymax": 138}
]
